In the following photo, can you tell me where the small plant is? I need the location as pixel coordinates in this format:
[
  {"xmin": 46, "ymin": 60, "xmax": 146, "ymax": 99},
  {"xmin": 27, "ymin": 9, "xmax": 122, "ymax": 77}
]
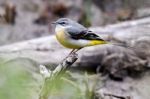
[{"xmin": 40, "ymin": 69, "xmax": 100, "ymax": 99}]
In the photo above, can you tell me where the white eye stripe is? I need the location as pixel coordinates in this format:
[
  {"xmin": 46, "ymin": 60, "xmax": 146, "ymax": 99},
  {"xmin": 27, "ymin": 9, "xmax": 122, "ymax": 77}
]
[{"xmin": 65, "ymin": 25, "xmax": 72, "ymax": 28}]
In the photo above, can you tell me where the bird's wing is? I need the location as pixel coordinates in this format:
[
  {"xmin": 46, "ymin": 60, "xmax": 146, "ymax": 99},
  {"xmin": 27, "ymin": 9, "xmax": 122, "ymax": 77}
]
[
  {"xmin": 67, "ymin": 27, "xmax": 105, "ymax": 41},
  {"xmin": 66, "ymin": 24, "xmax": 87, "ymax": 38},
  {"xmin": 80, "ymin": 30, "xmax": 105, "ymax": 41}
]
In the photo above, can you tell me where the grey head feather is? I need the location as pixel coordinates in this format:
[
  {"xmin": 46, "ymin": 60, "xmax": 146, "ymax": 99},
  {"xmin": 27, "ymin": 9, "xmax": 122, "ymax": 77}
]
[
  {"xmin": 56, "ymin": 18, "xmax": 86, "ymax": 29},
  {"xmin": 55, "ymin": 18, "xmax": 87, "ymax": 36}
]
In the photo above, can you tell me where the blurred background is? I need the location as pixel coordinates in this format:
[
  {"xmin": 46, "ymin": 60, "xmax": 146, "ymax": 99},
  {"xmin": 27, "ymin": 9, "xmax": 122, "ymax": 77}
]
[
  {"xmin": 0, "ymin": 0, "xmax": 150, "ymax": 45},
  {"xmin": 1, "ymin": 0, "xmax": 150, "ymax": 99}
]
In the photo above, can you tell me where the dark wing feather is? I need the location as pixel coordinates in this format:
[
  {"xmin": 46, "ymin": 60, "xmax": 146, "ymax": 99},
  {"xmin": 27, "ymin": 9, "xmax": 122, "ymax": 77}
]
[
  {"xmin": 80, "ymin": 30, "xmax": 105, "ymax": 41},
  {"xmin": 66, "ymin": 26, "xmax": 87, "ymax": 39},
  {"xmin": 67, "ymin": 27, "xmax": 105, "ymax": 41}
]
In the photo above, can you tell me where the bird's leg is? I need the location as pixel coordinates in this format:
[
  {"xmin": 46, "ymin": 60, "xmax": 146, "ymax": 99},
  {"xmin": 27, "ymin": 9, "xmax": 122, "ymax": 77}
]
[
  {"xmin": 73, "ymin": 48, "xmax": 82, "ymax": 53},
  {"xmin": 63, "ymin": 49, "xmax": 75, "ymax": 61},
  {"xmin": 69, "ymin": 48, "xmax": 82, "ymax": 57},
  {"xmin": 74, "ymin": 48, "xmax": 81, "ymax": 53},
  {"xmin": 68, "ymin": 49, "xmax": 75, "ymax": 55},
  {"xmin": 64, "ymin": 48, "xmax": 82, "ymax": 61}
]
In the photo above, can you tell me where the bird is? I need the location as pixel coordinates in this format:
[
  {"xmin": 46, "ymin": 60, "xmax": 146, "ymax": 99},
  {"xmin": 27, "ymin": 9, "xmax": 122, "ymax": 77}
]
[{"xmin": 52, "ymin": 18, "xmax": 108, "ymax": 54}]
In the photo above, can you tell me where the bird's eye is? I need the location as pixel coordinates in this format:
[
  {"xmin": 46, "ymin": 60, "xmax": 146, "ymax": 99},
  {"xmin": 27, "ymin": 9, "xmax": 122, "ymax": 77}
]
[{"xmin": 60, "ymin": 22, "xmax": 66, "ymax": 25}]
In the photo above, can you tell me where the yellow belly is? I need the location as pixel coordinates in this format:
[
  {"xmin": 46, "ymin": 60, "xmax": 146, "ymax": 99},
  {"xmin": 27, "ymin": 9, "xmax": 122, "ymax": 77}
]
[{"xmin": 55, "ymin": 29, "xmax": 82, "ymax": 49}]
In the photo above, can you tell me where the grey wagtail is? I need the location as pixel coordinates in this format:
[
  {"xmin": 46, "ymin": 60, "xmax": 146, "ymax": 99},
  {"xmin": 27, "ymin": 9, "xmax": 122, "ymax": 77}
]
[{"xmin": 52, "ymin": 18, "xmax": 108, "ymax": 54}]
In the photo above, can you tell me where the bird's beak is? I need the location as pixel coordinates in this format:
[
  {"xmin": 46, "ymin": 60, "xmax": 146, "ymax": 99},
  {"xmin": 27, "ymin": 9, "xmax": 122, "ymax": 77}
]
[{"xmin": 51, "ymin": 21, "xmax": 57, "ymax": 24}]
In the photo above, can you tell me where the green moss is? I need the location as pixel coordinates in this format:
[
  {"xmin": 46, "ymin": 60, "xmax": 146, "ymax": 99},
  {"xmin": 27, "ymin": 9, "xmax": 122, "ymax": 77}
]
[{"xmin": 0, "ymin": 58, "xmax": 43, "ymax": 99}]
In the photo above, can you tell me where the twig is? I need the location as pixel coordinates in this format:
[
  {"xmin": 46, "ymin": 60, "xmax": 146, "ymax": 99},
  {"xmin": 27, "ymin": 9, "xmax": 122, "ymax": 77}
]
[
  {"xmin": 39, "ymin": 52, "xmax": 78, "ymax": 99},
  {"xmin": 104, "ymin": 93, "xmax": 131, "ymax": 99}
]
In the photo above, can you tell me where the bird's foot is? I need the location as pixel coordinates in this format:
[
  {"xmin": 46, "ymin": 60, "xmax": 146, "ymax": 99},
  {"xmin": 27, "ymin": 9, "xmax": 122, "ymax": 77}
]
[{"xmin": 69, "ymin": 51, "xmax": 77, "ymax": 57}]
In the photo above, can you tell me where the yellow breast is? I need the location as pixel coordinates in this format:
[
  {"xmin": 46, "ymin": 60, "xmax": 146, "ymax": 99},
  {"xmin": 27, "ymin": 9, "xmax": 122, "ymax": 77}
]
[
  {"xmin": 55, "ymin": 28, "xmax": 82, "ymax": 49},
  {"xmin": 55, "ymin": 28, "xmax": 66, "ymax": 45}
]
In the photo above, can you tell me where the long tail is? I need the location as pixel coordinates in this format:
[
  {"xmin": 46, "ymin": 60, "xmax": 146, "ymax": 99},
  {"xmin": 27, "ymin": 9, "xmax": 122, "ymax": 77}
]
[
  {"xmin": 83, "ymin": 31, "xmax": 132, "ymax": 49},
  {"xmin": 89, "ymin": 39, "xmax": 134, "ymax": 50},
  {"xmin": 110, "ymin": 42, "xmax": 134, "ymax": 50}
]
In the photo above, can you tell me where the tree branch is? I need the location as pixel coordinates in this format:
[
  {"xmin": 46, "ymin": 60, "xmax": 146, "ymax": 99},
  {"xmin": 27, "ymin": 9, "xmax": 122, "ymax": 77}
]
[
  {"xmin": 39, "ymin": 52, "xmax": 78, "ymax": 99},
  {"xmin": 104, "ymin": 93, "xmax": 131, "ymax": 99}
]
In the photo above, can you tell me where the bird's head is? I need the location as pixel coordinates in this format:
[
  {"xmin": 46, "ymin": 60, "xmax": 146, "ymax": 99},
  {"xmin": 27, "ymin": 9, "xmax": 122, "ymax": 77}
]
[
  {"xmin": 52, "ymin": 18, "xmax": 86, "ymax": 33},
  {"xmin": 52, "ymin": 18, "xmax": 71, "ymax": 27}
]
